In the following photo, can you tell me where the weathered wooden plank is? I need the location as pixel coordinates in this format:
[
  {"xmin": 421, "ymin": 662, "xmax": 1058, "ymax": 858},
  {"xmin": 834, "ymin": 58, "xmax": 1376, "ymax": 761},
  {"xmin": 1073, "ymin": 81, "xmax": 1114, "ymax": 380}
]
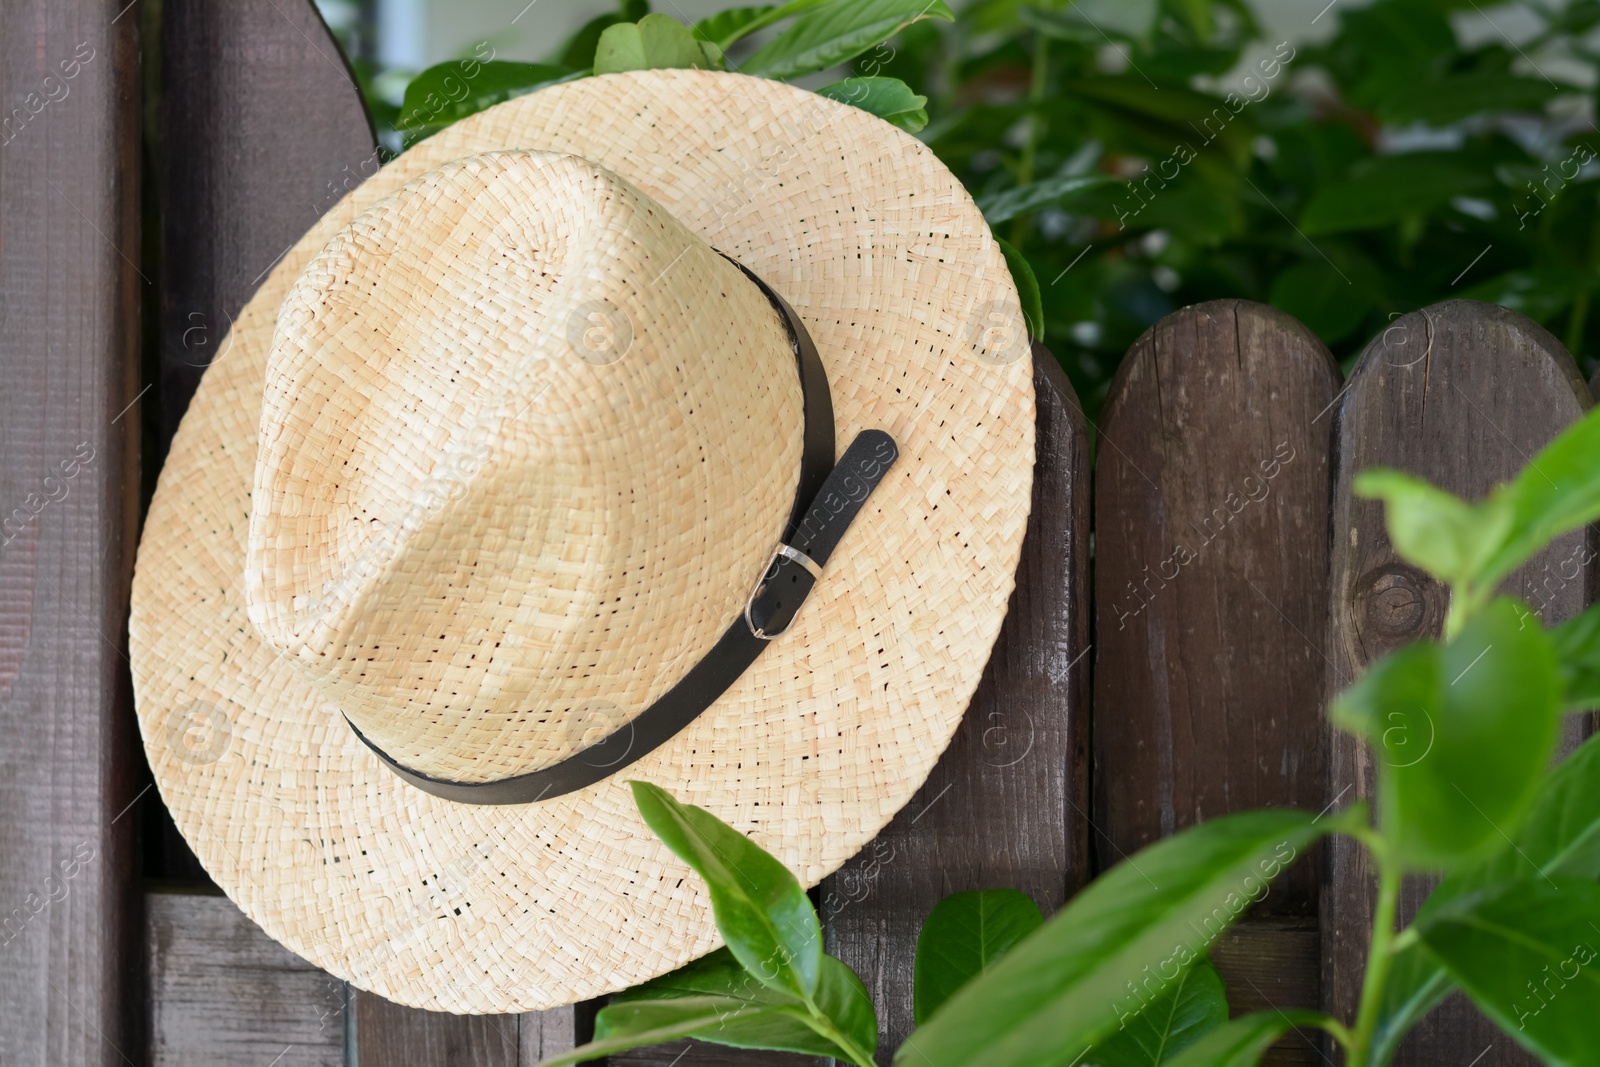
[
  {"xmin": 778, "ymin": 348, "xmax": 1089, "ymax": 1065},
  {"xmin": 0, "ymin": 2, "xmax": 144, "ymax": 1064},
  {"xmin": 1324, "ymin": 300, "xmax": 1592, "ymax": 1066},
  {"xmin": 1209, "ymin": 919, "xmax": 1323, "ymax": 1064},
  {"xmin": 148, "ymin": 890, "xmax": 346, "ymax": 1067},
  {"xmin": 1092, "ymin": 299, "xmax": 1338, "ymax": 1062},
  {"xmin": 354, "ymin": 991, "xmax": 526, "ymax": 1066}
]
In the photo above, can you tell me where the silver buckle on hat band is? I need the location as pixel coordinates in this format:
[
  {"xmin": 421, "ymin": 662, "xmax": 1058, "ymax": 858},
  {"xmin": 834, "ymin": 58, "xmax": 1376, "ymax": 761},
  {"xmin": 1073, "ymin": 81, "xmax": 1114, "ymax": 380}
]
[{"xmin": 744, "ymin": 543, "xmax": 822, "ymax": 640}]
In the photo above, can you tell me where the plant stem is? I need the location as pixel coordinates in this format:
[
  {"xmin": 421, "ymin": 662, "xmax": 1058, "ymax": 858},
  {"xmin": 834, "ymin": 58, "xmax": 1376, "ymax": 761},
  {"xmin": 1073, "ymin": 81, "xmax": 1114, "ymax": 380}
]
[
  {"xmin": 1008, "ymin": 32, "xmax": 1050, "ymax": 247},
  {"xmin": 1348, "ymin": 859, "xmax": 1403, "ymax": 1067},
  {"xmin": 802, "ymin": 994, "xmax": 877, "ymax": 1067}
]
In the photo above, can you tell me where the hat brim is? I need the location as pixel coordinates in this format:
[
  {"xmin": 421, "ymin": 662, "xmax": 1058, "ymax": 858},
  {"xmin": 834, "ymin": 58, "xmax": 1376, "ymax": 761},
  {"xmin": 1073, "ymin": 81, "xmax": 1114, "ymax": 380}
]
[{"xmin": 130, "ymin": 69, "xmax": 1034, "ymax": 1013}]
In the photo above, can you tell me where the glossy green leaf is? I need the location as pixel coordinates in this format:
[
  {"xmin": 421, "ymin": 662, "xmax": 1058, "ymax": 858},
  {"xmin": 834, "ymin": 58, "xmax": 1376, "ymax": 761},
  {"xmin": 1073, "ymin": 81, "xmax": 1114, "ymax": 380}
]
[
  {"xmin": 1551, "ymin": 604, "xmax": 1600, "ymax": 712},
  {"xmin": 594, "ymin": 14, "xmax": 721, "ymax": 74},
  {"xmin": 978, "ymin": 173, "xmax": 1121, "ymax": 225},
  {"xmin": 995, "ymin": 237, "xmax": 1044, "ymax": 341},
  {"xmin": 1084, "ymin": 956, "xmax": 1228, "ymax": 1066},
  {"xmin": 396, "ymin": 61, "xmax": 576, "ymax": 132},
  {"xmin": 1300, "ymin": 152, "xmax": 1492, "ymax": 235},
  {"xmin": 743, "ymin": 0, "xmax": 954, "ymax": 81},
  {"xmin": 913, "ymin": 889, "xmax": 1044, "ymax": 1024},
  {"xmin": 602, "ymin": 948, "xmax": 875, "ymax": 1058},
  {"xmin": 1479, "ymin": 405, "xmax": 1600, "ymax": 592},
  {"xmin": 1374, "ymin": 730, "xmax": 1600, "ymax": 1062},
  {"xmin": 815, "ymin": 76, "xmax": 928, "ymax": 131},
  {"xmin": 893, "ymin": 808, "xmax": 1345, "ymax": 1067},
  {"xmin": 1380, "ymin": 73, "xmax": 1569, "ymax": 127},
  {"xmin": 1417, "ymin": 878, "xmax": 1600, "ymax": 1066},
  {"xmin": 1330, "ymin": 598, "xmax": 1561, "ymax": 871},
  {"xmin": 630, "ymin": 781, "xmax": 821, "ymax": 998},
  {"xmin": 1351, "ymin": 470, "xmax": 1512, "ymax": 589},
  {"xmin": 1159, "ymin": 1011, "xmax": 1330, "ymax": 1067}
]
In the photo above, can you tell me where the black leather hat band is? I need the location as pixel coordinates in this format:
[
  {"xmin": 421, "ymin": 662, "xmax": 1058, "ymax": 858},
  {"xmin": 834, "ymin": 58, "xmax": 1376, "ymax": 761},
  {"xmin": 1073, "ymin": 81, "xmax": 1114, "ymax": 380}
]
[{"xmin": 346, "ymin": 257, "xmax": 899, "ymax": 805}]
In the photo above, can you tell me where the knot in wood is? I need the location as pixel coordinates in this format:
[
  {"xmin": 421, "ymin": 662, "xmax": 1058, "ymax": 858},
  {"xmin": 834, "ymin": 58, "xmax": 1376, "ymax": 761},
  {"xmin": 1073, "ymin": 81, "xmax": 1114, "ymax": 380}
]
[{"xmin": 1355, "ymin": 566, "xmax": 1428, "ymax": 639}]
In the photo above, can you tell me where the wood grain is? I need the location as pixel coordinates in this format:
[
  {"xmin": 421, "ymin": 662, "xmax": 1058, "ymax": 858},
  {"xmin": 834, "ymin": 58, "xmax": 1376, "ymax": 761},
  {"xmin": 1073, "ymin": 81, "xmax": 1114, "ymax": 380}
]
[
  {"xmin": 803, "ymin": 349, "xmax": 1091, "ymax": 1065},
  {"xmin": 1092, "ymin": 300, "xmax": 1338, "ymax": 1062},
  {"xmin": 0, "ymin": 1, "xmax": 144, "ymax": 1064},
  {"xmin": 354, "ymin": 990, "xmax": 527, "ymax": 1067},
  {"xmin": 148, "ymin": 890, "xmax": 346, "ymax": 1066},
  {"xmin": 1324, "ymin": 300, "xmax": 1593, "ymax": 1066}
]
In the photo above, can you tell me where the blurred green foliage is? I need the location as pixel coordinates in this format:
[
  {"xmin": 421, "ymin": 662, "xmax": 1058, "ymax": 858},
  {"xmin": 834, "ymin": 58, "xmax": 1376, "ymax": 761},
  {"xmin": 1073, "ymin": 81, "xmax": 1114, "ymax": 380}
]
[
  {"xmin": 873, "ymin": 0, "xmax": 1600, "ymax": 415},
  {"xmin": 332, "ymin": 0, "xmax": 1600, "ymax": 418}
]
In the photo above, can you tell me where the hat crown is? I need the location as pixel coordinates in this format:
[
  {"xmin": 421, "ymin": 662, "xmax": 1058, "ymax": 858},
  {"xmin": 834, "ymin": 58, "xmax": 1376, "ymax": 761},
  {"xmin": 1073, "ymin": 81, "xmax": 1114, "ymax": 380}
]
[{"xmin": 244, "ymin": 151, "xmax": 802, "ymax": 783}]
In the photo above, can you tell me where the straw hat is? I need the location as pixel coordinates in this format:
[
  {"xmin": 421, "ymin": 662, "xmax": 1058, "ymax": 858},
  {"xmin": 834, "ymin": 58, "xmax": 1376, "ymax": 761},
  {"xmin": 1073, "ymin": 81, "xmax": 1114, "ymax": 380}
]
[{"xmin": 130, "ymin": 69, "xmax": 1034, "ymax": 1013}]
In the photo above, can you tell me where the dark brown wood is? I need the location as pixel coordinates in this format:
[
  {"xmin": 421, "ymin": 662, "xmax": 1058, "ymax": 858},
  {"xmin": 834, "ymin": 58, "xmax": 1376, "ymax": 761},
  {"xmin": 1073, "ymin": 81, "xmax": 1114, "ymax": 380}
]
[
  {"xmin": 354, "ymin": 991, "xmax": 526, "ymax": 1066},
  {"xmin": 158, "ymin": 0, "xmax": 378, "ymax": 450},
  {"xmin": 1324, "ymin": 300, "xmax": 1593, "ymax": 1066},
  {"xmin": 0, "ymin": 1, "xmax": 144, "ymax": 1064},
  {"xmin": 1093, "ymin": 299, "xmax": 1339, "ymax": 1062},
  {"xmin": 148, "ymin": 890, "xmax": 346, "ymax": 1066},
  {"xmin": 1210, "ymin": 920, "xmax": 1323, "ymax": 1066},
  {"xmin": 794, "ymin": 348, "xmax": 1089, "ymax": 1065}
]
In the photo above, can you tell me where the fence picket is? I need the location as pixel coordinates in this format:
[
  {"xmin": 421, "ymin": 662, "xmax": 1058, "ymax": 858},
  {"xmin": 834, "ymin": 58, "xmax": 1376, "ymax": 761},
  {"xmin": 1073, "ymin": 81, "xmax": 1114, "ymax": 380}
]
[
  {"xmin": 0, "ymin": 2, "xmax": 143, "ymax": 1063},
  {"xmin": 1324, "ymin": 299, "xmax": 1592, "ymax": 1067},
  {"xmin": 1094, "ymin": 299, "xmax": 1339, "ymax": 1064}
]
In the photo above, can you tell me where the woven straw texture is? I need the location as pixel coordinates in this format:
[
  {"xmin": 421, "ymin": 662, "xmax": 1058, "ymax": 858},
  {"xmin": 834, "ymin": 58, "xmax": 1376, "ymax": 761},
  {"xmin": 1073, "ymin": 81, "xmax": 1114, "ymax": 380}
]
[
  {"xmin": 247, "ymin": 151, "xmax": 805, "ymax": 781},
  {"xmin": 130, "ymin": 70, "xmax": 1035, "ymax": 1013}
]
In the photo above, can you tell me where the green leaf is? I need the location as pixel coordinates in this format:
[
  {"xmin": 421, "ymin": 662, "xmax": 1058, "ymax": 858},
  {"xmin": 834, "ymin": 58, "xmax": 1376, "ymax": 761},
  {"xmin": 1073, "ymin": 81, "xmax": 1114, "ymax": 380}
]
[
  {"xmin": 1300, "ymin": 152, "xmax": 1492, "ymax": 235},
  {"xmin": 1159, "ymin": 1011, "xmax": 1330, "ymax": 1067},
  {"xmin": 1380, "ymin": 73, "xmax": 1569, "ymax": 127},
  {"xmin": 603, "ymin": 949, "xmax": 875, "ymax": 1058},
  {"xmin": 995, "ymin": 237, "xmax": 1044, "ymax": 341},
  {"xmin": 396, "ymin": 61, "xmax": 577, "ymax": 132},
  {"xmin": 1374, "ymin": 730, "xmax": 1600, "ymax": 1062},
  {"xmin": 815, "ymin": 76, "xmax": 928, "ymax": 132},
  {"xmin": 1478, "ymin": 405, "xmax": 1600, "ymax": 592},
  {"xmin": 744, "ymin": 0, "xmax": 954, "ymax": 81},
  {"xmin": 978, "ymin": 173, "xmax": 1121, "ymax": 225},
  {"xmin": 1551, "ymin": 604, "xmax": 1600, "ymax": 712},
  {"xmin": 1084, "ymin": 957, "xmax": 1228, "ymax": 1066},
  {"xmin": 630, "ymin": 781, "xmax": 822, "ymax": 998},
  {"xmin": 1351, "ymin": 470, "xmax": 1512, "ymax": 590},
  {"xmin": 693, "ymin": 4, "xmax": 776, "ymax": 46},
  {"xmin": 893, "ymin": 808, "xmax": 1345, "ymax": 1066},
  {"xmin": 551, "ymin": 3, "xmax": 647, "ymax": 69},
  {"xmin": 914, "ymin": 889, "xmax": 1045, "ymax": 1024},
  {"xmin": 1330, "ymin": 598, "xmax": 1562, "ymax": 871},
  {"xmin": 594, "ymin": 14, "xmax": 721, "ymax": 74},
  {"xmin": 1417, "ymin": 878, "xmax": 1600, "ymax": 1067}
]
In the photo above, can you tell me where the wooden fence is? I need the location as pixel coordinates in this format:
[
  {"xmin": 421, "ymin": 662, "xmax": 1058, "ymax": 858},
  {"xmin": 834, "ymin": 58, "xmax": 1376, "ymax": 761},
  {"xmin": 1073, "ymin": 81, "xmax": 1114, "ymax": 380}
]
[{"xmin": 0, "ymin": 2, "xmax": 1592, "ymax": 1066}]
